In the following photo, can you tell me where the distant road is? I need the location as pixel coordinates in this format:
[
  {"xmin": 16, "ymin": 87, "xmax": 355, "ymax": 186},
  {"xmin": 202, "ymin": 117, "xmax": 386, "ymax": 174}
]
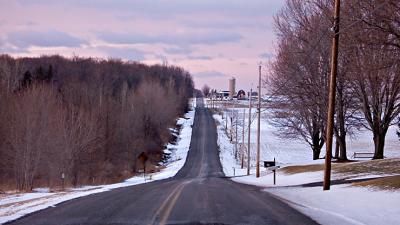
[{"xmin": 7, "ymin": 98, "xmax": 318, "ymax": 225}]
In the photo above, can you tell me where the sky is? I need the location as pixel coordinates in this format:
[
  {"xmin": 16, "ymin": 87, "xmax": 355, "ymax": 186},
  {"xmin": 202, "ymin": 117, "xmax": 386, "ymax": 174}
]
[{"xmin": 0, "ymin": 0, "xmax": 284, "ymax": 91}]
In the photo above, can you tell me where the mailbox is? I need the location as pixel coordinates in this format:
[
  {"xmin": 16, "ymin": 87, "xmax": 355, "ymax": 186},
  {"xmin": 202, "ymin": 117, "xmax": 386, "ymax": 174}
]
[{"xmin": 264, "ymin": 161, "xmax": 276, "ymax": 168}]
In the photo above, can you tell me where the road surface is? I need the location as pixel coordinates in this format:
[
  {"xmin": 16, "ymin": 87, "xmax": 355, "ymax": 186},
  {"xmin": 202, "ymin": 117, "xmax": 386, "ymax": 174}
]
[{"xmin": 7, "ymin": 98, "xmax": 318, "ymax": 225}]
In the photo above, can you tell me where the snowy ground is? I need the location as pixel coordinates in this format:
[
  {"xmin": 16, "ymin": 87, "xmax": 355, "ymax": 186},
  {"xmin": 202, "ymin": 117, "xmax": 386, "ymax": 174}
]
[
  {"xmin": 213, "ymin": 109, "xmax": 400, "ymax": 225},
  {"xmin": 0, "ymin": 99, "xmax": 196, "ymax": 224},
  {"xmin": 214, "ymin": 104, "xmax": 400, "ymax": 165}
]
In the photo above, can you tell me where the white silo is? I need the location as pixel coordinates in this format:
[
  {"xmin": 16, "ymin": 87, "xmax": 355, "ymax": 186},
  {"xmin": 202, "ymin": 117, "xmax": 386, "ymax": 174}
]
[{"xmin": 229, "ymin": 77, "xmax": 236, "ymax": 99}]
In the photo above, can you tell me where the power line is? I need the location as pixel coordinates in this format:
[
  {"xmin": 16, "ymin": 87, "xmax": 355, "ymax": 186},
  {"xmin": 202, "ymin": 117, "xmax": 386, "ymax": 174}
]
[
  {"xmin": 286, "ymin": 0, "xmax": 391, "ymax": 62},
  {"xmin": 337, "ymin": 0, "xmax": 391, "ymax": 36}
]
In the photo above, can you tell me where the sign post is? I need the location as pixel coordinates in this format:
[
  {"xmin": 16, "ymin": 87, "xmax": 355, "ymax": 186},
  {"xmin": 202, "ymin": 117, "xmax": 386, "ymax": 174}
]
[
  {"xmin": 61, "ymin": 172, "xmax": 65, "ymax": 190},
  {"xmin": 138, "ymin": 152, "xmax": 149, "ymax": 179},
  {"xmin": 265, "ymin": 158, "xmax": 279, "ymax": 185}
]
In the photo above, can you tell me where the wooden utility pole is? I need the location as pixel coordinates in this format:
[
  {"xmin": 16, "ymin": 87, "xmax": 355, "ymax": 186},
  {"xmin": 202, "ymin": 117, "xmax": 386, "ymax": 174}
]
[
  {"xmin": 247, "ymin": 88, "xmax": 252, "ymax": 175},
  {"xmin": 230, "ymin": 117, "xmax": 233, "ymax": 142},
  {"xmin": 235, "ymin": 115, "xmax": 238, "ymax": 159},
  {"xmin": 241, "ymin": 108, "xmax": 245, "ymax": 169},
  {"xmin": 230, "ymin": 101, "xmax": 233, "ymax": 142},
  {"xmin": 225, "ymin": 102, "xmax": 228, "ymax": 131},
  {"xmin": 211, "ymin": 94, "xmax": 213, "ymax": 109},
  {"xmin": 256, "ymin": 65, "xmax": 262, "ymax": 178},
  {"xmin": 323, "ymin": 0, "xmax": 341, "ymax": 191}
]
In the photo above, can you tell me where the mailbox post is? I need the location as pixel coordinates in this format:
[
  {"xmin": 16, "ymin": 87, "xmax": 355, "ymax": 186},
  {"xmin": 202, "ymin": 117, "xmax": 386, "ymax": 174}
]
[
  {"xmin": 267, "ymin": 166, "xmax": 280, "ymax": 185},
  {"xmin": 264, "ymin": 158, "xmax": 279, "ymax": 185}
]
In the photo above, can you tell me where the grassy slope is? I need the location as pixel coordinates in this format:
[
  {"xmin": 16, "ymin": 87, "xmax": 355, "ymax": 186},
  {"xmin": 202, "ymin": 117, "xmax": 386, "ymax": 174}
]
[{"xmin": 280, "ymin": 158, "xmax": 400, "ymax": 190}]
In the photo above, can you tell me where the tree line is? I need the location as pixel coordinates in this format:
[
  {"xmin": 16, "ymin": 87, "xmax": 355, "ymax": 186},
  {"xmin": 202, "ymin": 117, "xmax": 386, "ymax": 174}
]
[
  {"xmin": 0, "ymin": 54, "xmax": 194, "ymax": 191},
  {"xmin": 268, "ymin": 0, "xmax": 400, "ymax": 160}
]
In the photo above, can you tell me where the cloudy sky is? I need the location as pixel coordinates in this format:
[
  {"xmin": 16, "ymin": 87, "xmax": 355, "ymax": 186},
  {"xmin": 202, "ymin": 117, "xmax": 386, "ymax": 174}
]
[{"xmin": 0, "ymin": 0, "xmax": 284, "ymax": 90}]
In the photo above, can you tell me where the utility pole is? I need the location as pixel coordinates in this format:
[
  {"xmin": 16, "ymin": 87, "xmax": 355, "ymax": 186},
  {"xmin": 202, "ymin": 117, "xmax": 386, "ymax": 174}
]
[
  {"xmin": 256, "ymin": 64, "xmax": 262, "ymax": 178},
  {"xmin": 225, "ymin": 102, "xmax": 228, "ymax": 131},
  {"xmin": 213, "ymin": 92, "xmax": 215, "ymax": 109},
  {"xmin": 212, "ymin": 90, "xmax": 215, "ymax": 109},
  {"xmin": 323, "ymin": 0, "xmax": 341, "ymax": 191},
  {"xmin": 211, "ymin": 93, "xmax": 213, "ymax": 109},
  {"xmin": 247, "ymin": 88, "xmax": 252, "ymax": 175},
  {"xmin": 241, "ymin": 108, "xmax": 245, "ymax": 169},
  {"xmin": 230, "ymin": 117, "xmax": 233, "ymax": 142},
  {"xmin": 230, "ymin": 101, "xmax": 233, "ymax": 141},
  {"xmin": 235, "ymin": 115, "xmax": 238, "ymax": 159}
]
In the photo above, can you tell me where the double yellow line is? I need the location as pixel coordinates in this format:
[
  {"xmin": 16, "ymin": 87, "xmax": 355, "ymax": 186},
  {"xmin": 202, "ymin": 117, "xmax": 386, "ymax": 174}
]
[{"xmin": 148, "ymin": 181, "xmax": 189, "ymax": 225}]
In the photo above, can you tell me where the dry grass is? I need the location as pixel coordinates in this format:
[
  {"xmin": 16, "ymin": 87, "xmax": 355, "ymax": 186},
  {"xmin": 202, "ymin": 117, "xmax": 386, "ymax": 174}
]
[
  {"xmin": 353, "ymin": 175, "xmax": 400, "ymax": 190},
  {"xmin": 280, "ymin": 158, "xmax": 400, "ymax": 190},
  {"xmin": 281, "ymin": 158, "xmax": 400, "ymax": 176},
  {"xmin": 280, "ymin": 164, "xmax": 325, "ymax": 174},
  {"xmin": 333, "ymin": 158, "xmax": 400, "ymax": 176}
]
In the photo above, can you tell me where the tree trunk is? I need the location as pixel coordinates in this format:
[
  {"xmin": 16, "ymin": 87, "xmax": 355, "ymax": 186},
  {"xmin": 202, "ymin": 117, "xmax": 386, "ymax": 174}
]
[
  {"xmin": 338, "ymin": 133, "xmax": 347, "ymax": 161},
  {"xmin": 334, "ymin": 133, "xmax": 339, "ymax": 159},
  {"xmin": 312, "ymin": 149, "xmax": 320, "ymax": 160},
  {"xmin": 373, "ymin": 132, "xmax": 386, "ymax": 159},
  {"xmin": 336, "ymin": 87, "xmax": 348, "ymax": 161},
  {"xmin": 312, "ymin": 135, "xmax": 323, "ymax": 160}
]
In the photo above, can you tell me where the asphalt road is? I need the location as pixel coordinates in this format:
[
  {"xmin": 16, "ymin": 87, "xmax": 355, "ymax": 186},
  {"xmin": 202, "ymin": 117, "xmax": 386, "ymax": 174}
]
[{"xmin": 7, "ymin": 98, "xmax": 318, "ymax": 225}]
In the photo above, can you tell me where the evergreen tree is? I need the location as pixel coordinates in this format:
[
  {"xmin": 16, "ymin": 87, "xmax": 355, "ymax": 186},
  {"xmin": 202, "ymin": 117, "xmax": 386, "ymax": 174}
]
[{"xmin": 21, "ymin": 71, "xmax": 32, "ymax": 88}]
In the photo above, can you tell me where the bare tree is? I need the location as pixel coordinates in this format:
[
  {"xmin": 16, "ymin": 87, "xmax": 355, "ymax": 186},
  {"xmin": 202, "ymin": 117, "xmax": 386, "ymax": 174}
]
[
  {"xmin": 202, "ymin": 84, "xmax": 211, "ymax": 97},
  {"xmin": 8, "ymin": 83, "xmax": 59, "ymax": 191},
  {"xmin": 348, "ymin": 39, "xmax": 400, "ymax": 159},
  {"xmin": 269, "ymin": 0, "xmax": 330, "ymax": 160},
  {"xmin": 339, "ymin": 0, "xmax": 400, "ymax": 159},
  {"xmin": 0, "ymin": 55, "xmax": 194, "ymax": 190},
  {"xmin": 54, "ymin": 105, "xmax": 103, "ymax": 186},
  {"xmin": 356, "ymin": 1, "xmax": 400, "ymax": 50},
  {"xmin": 0, "ymin": 55, "xmax": 22, "ymax": 94},
  {"xmin": 269, "ymin": 0, "xmax": 370, "ymax": 161},
  {"xmin": 0, "ymin": 82, "xmax": 11, "ymax": 189}
]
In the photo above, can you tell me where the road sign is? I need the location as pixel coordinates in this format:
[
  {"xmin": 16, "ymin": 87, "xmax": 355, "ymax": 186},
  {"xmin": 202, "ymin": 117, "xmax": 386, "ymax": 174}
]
[{"xmin": 138, "ymin": 152, "xmax": 148, "ymax": 163}]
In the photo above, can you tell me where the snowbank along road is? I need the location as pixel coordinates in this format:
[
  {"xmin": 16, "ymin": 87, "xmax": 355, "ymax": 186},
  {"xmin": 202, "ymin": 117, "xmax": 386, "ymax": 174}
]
[{"xmin": 6, "ymin": 98, "xmax": 318, "ymax": 225}]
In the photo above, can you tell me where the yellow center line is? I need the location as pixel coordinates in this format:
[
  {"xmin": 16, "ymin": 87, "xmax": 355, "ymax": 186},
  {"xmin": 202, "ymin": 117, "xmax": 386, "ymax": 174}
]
[
  {"xmin": 148, "ymin": 181, "xmax": 189, "ymax": 225},
  {"xmin": 158, "ymin": 183, "xmax": 187, "ymax": 225}
]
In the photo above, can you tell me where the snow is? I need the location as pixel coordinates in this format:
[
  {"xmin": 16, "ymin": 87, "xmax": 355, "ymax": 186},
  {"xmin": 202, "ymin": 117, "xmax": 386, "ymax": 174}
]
[
  {"xmin": 213, "ymin": 105, "xmax": 400, "ymax": 225},
  {"xmin": 269, "ymin": 185, "xmax": 400, "ymax": 225},
  {"xmin": 218, "ymin": 106, "xmax": 400, "ymax": 166},
  {"xmin": 0, "ymin": 98, "xmax": 196, "ymax": 224},
  {"xmin": 233, "ymin": 171, "xmax": 323, "ymax": 187},
  {"xmin": 214, "ymin": 113, "xmax": 243, "ymax": 177}
]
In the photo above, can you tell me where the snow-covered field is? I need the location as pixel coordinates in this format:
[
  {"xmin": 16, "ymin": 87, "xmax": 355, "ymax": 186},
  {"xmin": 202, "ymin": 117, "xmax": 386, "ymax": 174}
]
[
  {"xmin": 214, "ymin": 108, "xmax": 400, "ymax": 225},
  {"xmin": 0, "ymin": 99, "xmax": 196, "ymax": 224},
  {"xmin": 219, "ymin": 106, "xmax": 400, "ymax": 166}
]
